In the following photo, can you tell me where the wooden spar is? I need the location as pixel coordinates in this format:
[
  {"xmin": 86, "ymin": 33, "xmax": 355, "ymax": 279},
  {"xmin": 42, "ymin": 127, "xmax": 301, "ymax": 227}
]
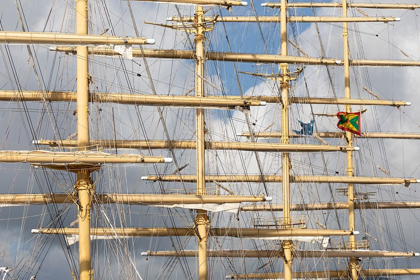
[
  {"xmin": 0, "ymin": 91, "xmax": 265, "ymax": 107},
  {"xmin": 227, "ymin": 269, "xmax": 420, "ymax": 279},
  {"xmin": 0, "ymin": 194, "xmax": 268, "ymax": 205},
  {"xmin": 239, "ymin": 131, "xmax": 420, "ymax": 139},
  {"xmin": 32, "ymin": 227, "xmax": 356, "ymax": 237},
  {"xmin": 289, "ymin": 97, "xmax": 409, "ymax": 106},
  {"xmin": 0, "ymin": 90, "xmax": 410, "ymax": 107},
  {"xmin": 3, "ymin": 195, "xmax": 420, "ymax": 211},
  {"xmin": 241, "ymin": 201, "xmax": 420, "ymax": 211},
  {"xmin": 141, "ymin": 249, "xmax": 419, "ymax": 258},
  {"xmin": 167, "ymin": 15, "xmax": 400, "ymax": 23},
  {"xmin": 0, "ymin": 151, "xmax": 171, "ymax": 164},
  {"xmin": 261, "ymin": 2, "xmax": 420, "ymax": 9},
  {"xmin": 194, "ymin": 6, "xmax": 208, "ymax": 280},
  {"xmin": 34, "ymin": 140, "xmax": 359, "ymax": 152},
  {"xmin": 0, "ymin": 31, "xmax": 154, "ymax": 45},
  {"xmin": 75, "ymin": 0, "xmax": 91, "ymax": 279},
  {"xmin": 349, "ymin": 59, "xmax": 420, "ymax": 67},
  {"xmin": 52, "ymin": 47, "xmax": 420, "ymax": 67},
  {"xmin": 130, "ymin": 0, "xmax": 247, "ymax": 5},
  {"xmin": 141, "ymin": 175, "xmax": 418, "ymax": 185}
]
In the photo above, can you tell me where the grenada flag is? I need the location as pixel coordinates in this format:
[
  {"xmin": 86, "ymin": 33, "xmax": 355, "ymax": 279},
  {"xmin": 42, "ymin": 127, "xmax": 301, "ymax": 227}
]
[{"xmin": 337, "ymin": 112, "xmax": 361, "ymax": 135}]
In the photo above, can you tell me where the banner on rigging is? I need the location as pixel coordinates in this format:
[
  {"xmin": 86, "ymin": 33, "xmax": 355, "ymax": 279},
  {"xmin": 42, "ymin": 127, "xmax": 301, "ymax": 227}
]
[
  {"xmin": 337, "ymin": 112, "xmax": 361, "ymax": 135},
  {"xmin": 293, "ymin": 119, "xmax": 314, "ymax": 136}
]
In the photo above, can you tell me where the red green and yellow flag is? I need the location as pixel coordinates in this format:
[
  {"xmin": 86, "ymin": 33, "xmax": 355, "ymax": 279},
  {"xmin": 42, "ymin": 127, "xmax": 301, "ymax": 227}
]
[{"xmin": 337, "ymin": 112, "xmax": 361, "ymax": 135}]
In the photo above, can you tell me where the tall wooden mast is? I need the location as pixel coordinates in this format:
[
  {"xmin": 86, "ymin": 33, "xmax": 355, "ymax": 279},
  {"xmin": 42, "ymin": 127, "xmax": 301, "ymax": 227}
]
[
  {"xmin": 194, "ymin": 5, "xmax": 209, "ymax": 280},
  {"xmin": 75, "ymin": 0, "xmax": 92, "ymax": 279},
  {"xmin": 279, "ymin": 0, "xmax": 293, "ymax": 278},
  {"xmin": 341, "ymin": 0, "xmax": 359, "ymax": 278}
]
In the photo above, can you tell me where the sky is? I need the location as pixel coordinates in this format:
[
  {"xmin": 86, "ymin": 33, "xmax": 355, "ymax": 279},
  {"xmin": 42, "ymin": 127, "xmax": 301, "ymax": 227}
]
[{"xmin": 1, "ymin": 0, "xmax": 420, "ymax": 279}]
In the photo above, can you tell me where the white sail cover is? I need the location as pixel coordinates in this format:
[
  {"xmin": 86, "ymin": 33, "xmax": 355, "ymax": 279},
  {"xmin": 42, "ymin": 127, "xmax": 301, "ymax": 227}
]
[
  {"xmin": 65, "ymin": 234, "xmax": 129, "ymax": 246},
  {"xmin": 113, "ymin": 45, "xmax": 133, "ymax": 59},
  {"xmin": 64, "ymin": 234, "xmax": 329, "ymax": 248},
  {"xmin": 0, "ymin": 204, "xmax": 24, "ymax": 208},
  {"xmin": 152, "ymin": 203, "xmax": 241, "ymax": 214},
  {"xmin": 249, "ymin": 236, "xmax": 330, "ymax": 249}
]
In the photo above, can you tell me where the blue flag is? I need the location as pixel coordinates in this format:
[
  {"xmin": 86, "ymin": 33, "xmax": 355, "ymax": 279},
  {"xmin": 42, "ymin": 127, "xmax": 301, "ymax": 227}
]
[{"xmin": 293, "ymin": 119, "xmax": 314, "ymax": 136}]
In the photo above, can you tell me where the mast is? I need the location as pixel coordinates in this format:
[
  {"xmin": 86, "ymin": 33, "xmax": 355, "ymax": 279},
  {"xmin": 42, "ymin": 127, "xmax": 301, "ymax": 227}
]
[
  {"xmin": 75, "ymin": 0, "xmax": 92, "ymax": 279},
  {"xmin": 279, "ymin": 0, "xmax": 293, "ymax": 278},
  {"xmin": 341, "ymin": 0, "xmax": 359, "ymax": 278},
  {"xmin": 194, "ymin": 5, "xmax": 208, "ymax": 279}
]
